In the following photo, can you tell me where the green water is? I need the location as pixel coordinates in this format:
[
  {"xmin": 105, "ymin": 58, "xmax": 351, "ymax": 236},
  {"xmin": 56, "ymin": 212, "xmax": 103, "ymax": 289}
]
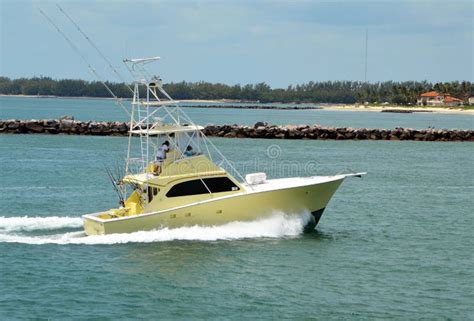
[{"xmin": 1, "ymin": 98, "xmax": 473, "ymax": 319}]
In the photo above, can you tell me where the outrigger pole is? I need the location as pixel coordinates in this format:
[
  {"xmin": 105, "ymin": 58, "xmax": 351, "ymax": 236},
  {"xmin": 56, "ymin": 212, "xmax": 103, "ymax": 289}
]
[
  {"xmin": 38, "ymin": 7, "xmax": 131, "ymax": 116},
  {"xmin": 55, "ymin": 4, "xmax": 134, "ymax": 96}
]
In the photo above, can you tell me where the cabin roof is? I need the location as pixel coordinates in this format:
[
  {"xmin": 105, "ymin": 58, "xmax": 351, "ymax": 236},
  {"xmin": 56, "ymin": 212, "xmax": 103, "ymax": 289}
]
[
  {"xmin": 122, "ymin": 155, "xmax": 229, "ymax": 185},
  {"xmin": 130, "ymin": 124, "xmax": 204, "ymax": 135}
]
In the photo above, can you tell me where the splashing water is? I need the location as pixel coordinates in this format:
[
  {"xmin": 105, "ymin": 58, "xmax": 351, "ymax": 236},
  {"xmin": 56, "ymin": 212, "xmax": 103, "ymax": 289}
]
[
  {"xmin": 0, "ymin": 216, "xmax": 83, "ymax": 232},
  {"xmin": 0, "ymin": 212, "xmax": 312, "ymax": 245}
]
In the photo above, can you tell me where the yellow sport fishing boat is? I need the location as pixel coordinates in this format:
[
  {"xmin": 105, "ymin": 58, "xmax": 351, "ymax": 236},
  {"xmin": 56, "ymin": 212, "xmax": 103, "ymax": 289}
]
[{"xmin": 82, "ymin": 57, "xmax": 365, "ymax": 235}]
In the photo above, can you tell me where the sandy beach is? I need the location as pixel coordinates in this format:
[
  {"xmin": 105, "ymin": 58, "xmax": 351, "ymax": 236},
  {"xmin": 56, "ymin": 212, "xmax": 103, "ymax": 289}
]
[{"xmin": 320, "ymin": 104, "xmax": 474, "ymax": 115}]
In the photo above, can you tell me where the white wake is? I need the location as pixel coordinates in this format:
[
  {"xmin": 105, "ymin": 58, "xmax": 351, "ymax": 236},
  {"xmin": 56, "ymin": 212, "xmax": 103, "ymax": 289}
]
[
  {"xmin": 0, "ymin": 212, "xmax": 312, "ymax": 245},
  {"xmin": 0, "ymin": 216, "xmax": 83, "ymax": 232}
]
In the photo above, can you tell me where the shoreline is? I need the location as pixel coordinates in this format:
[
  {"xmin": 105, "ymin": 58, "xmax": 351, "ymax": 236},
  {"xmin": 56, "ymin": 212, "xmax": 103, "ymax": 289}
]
[
  {"xmin": 320, "ymin": 104, "xmax": 474, "ymax": 115},
  {"xmin": 1, "ymin": 94, "xmax": 473, "ymax": 115}
]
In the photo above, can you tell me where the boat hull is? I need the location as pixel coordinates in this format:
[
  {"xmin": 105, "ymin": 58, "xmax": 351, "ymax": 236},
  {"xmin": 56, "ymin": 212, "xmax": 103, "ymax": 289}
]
[{"xmin": 83, "ymin": 177, "xmax": 344, "ymax": 235}]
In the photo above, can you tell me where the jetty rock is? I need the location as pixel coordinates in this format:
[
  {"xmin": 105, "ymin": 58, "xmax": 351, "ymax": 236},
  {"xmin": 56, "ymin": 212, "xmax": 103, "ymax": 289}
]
[
  {"xmin": 0, "ymin": 119, "xmax": 472, "ymax": 142},
  {"xmin": 204, "ymin": 123, "xmax": 473, "ymax": 142}
]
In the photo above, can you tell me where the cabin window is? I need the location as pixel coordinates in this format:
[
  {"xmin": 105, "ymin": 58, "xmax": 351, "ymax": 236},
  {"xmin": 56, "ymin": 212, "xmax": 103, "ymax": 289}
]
[
  {"xmin": 166, "ymin": 180, "xmax": 208, "ymax": 197},
  {"xmin": 147, "ymin": 186, "xmax": 160, "ymax": 203},
  {"xmin": 147, "ymin": 186, "xmax": 153, "ymax": 203},
  {"xmin": 166, "ymin": 177, "xmax": 239, "ymax": 198},
  {"xmin": 203, "ymin": 177, "xmax": 240, "ymax": 193}
]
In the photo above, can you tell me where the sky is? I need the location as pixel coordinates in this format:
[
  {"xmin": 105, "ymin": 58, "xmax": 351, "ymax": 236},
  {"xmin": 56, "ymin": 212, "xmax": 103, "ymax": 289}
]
[{"xmin": 0, "ymin": 0, "xmax": 473, "ymax": 87}]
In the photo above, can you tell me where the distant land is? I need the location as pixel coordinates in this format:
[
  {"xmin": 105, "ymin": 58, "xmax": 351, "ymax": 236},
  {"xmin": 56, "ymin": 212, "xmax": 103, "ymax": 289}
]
[{"xmin": 0, "ymin": 76, "xmax": 472, "ymax": 106}]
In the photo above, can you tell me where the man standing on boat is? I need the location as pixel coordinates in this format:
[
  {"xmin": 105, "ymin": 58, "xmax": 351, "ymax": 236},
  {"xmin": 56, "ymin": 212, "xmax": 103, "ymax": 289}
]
[{"xmin": 153, "ymin": 141, "xmax": 170, "ymax": 174}]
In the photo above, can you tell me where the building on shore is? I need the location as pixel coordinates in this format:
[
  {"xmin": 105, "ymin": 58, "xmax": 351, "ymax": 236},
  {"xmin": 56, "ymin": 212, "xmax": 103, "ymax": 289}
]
[
  {"xmin": 444, "ymin": 95, "xmax": 464, "ymax": 107},
  {"xmin": 417, "ymin": 91, "xmax": 463, "ymax": 107},
  {"xmin": 468, "ymin": 97, "xmax": 474, "ymax": 105}
]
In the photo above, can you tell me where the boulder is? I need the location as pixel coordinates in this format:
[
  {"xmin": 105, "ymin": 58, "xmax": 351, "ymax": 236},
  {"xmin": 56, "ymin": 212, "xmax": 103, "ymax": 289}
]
[
  {"xmin": 7, "ymin": 121, "xmax": 20, "ymax": 129},
  {"xmin": 224, "ymin": 131, "xmax": 237, "ymax": 138},
  {"xmin": 60, "ymin": 119, "xmax": 74, "ymax": 129},
  {"xmin": 25, "ymin": 122, "xmax": 44, "ymax": 133},
  {"xmin": 254, "ymin": 121, "xmax": 268, "ymax": 128}
]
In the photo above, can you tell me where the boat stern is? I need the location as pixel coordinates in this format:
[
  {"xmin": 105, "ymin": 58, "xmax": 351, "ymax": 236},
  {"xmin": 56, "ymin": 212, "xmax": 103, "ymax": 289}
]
[{"xmin": 82, "ymin": 214, "xmax": 108, "ymax": 235}]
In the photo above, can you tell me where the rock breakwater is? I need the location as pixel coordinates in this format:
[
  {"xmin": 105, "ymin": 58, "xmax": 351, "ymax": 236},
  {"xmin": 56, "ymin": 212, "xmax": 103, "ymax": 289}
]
[
  {"xmin": 0, "ymin": 119, "xmax": 472, "ymax": 141},
  {"xmin": 203, "ymin": 124, "xmax": 473, "ymax": 141},
  {"xmin": 0, "ymin": 119, "xmax": 129, "ymax": 136}
]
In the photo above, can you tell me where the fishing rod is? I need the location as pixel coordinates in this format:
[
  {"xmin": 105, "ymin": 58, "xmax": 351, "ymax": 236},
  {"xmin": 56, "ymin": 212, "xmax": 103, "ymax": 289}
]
[
  {"xmin": 104, "ymin": 165, "xmax": 125, "ymax": 206},
  {"xmin": 38, "ymin": 7, "xmax": 131, "ymax": 116}
]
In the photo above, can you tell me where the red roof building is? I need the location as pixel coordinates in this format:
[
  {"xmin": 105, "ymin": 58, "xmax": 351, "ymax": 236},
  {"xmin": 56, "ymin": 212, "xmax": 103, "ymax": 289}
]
[
  {"xmin": 420, "ymin": 91, "xmax": 441, "ymax": 98},
  {"xmin": 444, "ymin": 96, "xmax": 463, "ymax": 103},
  {"xmin": 417, "ymin": 91, "xmax": 463, "ymax": 107}
]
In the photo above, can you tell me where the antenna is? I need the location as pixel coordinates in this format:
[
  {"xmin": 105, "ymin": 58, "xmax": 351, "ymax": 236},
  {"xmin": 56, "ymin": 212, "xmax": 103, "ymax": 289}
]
[
  {"xmin": 364, "ymin": 27, "xmax": 368, "ymax": 83},
  {"xmin": 38, "ymin": 7, "xmax": 130, "ymax": 116}
]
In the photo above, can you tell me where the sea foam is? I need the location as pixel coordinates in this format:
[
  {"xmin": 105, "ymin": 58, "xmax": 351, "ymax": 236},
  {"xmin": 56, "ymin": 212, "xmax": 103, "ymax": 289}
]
[
  {"xmin": 0, "ymin": 212, "xmax": 311, "ymax": 245},
  {"xmin": 0, "ymin": 216, "xmax": 83, "ymax": 232}
]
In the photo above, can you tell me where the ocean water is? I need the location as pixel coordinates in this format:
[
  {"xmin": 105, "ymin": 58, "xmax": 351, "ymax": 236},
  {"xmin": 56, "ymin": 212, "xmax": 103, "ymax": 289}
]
[{"xmin": 0, "ymin": 98, "xmax": 473, "ymax": 319}]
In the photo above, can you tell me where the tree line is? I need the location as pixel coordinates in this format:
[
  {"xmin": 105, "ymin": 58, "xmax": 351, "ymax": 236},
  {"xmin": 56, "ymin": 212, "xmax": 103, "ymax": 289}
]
[{"xmin": 0, "ymin": 76, "xmax": 471, "ymax": 105}]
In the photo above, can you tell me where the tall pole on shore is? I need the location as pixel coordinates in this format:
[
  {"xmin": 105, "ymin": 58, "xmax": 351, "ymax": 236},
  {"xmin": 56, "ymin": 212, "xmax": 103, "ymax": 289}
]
[{"xmin": 364, "ymin": 27, "xmax": 368, "ymax": 83}]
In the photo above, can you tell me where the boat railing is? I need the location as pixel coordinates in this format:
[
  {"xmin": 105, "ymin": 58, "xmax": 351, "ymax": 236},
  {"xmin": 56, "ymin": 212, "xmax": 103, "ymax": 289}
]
[{"xmin": 126, "ymin": 157, "xmax": 146, "ymax": 175}]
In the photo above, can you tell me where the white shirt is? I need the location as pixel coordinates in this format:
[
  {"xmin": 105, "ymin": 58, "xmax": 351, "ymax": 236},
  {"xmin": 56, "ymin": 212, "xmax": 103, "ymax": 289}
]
[{"xmin": 156, "ymin": 144, "xmax": 169, "ymax": 160}]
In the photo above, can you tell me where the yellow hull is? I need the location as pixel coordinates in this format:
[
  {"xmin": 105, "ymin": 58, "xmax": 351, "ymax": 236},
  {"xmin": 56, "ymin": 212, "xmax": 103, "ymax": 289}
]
[{"xmin": 83, "ymin": 177, "xmax": 344, "ymax": 235}]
